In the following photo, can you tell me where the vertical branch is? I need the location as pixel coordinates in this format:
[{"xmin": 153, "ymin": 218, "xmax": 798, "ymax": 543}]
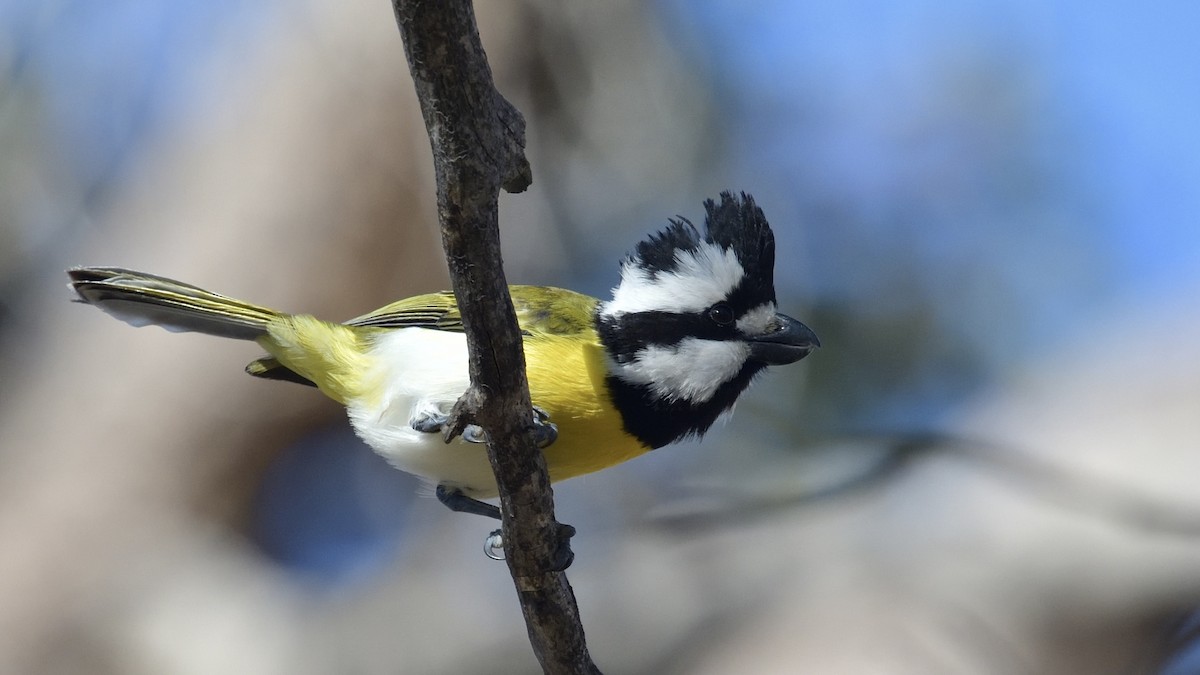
[{"xmin": 389, "ymin": 2, "xmax": 599, "ymax": 673}]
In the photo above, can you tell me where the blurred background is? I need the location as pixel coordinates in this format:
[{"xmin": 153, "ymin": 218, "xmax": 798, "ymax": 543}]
[{"xmin": 2, "ymin": 0, "xmax": 1199, "ymax": 672}]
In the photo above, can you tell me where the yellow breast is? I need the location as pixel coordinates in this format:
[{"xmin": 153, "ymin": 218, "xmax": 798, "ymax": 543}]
[{"xmin": 524, "ymin": 336, "xmax": 650, "ymax": 483}]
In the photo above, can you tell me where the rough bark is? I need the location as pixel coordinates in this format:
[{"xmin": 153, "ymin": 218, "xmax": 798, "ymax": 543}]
[{"xmin": 390, "ymin": 1, "xmax": 599, "ymax": 673}]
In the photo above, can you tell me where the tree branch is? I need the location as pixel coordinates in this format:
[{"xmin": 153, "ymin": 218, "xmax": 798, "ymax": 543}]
[{"xmin": 389, "ymin": 2, "xmax": 599, "ymax": 673}]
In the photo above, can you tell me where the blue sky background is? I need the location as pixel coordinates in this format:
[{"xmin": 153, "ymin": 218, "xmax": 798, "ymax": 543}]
[{"xmin": 665, "ymin": 0, "xmax": 1200, "ymax": 300}]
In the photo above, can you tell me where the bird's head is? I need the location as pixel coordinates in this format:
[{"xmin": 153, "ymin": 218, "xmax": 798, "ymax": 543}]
[{"xmin": 598, "ymin": 191, "xmax": 819, "ymax": 448}]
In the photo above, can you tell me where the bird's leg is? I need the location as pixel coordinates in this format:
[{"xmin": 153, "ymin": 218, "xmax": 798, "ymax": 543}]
[
  {"xmin": 429, "ymin": 407, "xmax": 568, "ymax": 569},
  {"xmin": 436, "ymin": 485, "xmax": 500, "ymax": 519},
  {"xmin": 435, "ymin": 484, "xmax": 576, "ymax": 571}
]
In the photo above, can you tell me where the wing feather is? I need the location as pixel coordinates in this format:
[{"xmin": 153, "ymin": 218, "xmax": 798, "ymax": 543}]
[
  {"xmin": 344, "ymin": 287, "xmax": 598, "ymax": 337},
  {"xmin": 245, "ymin": 286, "xmax": 600, "ymax": 385}
]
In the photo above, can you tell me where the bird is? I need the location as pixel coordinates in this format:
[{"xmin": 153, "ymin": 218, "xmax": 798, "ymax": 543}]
[{"xmin": 68, "ymin": 191, "xmax": 819, "ymax": 543}]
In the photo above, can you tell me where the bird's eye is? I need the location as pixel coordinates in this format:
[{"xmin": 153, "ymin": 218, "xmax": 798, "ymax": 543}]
[{"xmin": 708, "ymin": 303, "xmax": 735, "ymax": 326}]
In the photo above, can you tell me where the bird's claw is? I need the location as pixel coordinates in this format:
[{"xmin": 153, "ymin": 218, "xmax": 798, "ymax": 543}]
[
  {"xmin": 484, "ymin": 529, "xmax": 505, "ymax": 560},
  {"xmin": 461, "ymin": 424, "xmax": 488, "ymax": 444},
  {"xmin": 550, "ymin": 522, "xmax": 576, "ymax": 571}
]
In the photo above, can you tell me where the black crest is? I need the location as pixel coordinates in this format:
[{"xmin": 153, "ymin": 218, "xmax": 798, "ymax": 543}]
[
  {"xmin": 630, "ymin": 217, "xmax": 702, "ymax": 277},
  {"xmin": 626, "ymin": 191, "xmax": 777, "ymax": 306},
  {"xmin": 703, "ymin": 191, "xmax": 776, "ymax": 296},
  {"xmin": 630, "ymin": 192, "xmax": 774, "ymax": 287}
]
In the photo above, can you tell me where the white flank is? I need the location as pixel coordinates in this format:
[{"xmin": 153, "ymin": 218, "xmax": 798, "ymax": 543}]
[
  {"xmin": 611, "ymin": 337, "xmax": 751, "ymax": 403},
  {"xmin": 736, "ymin": 302, "xmax": 777, "ymax": 335},
  {"xmin": 345, "ymin": 328, "xmax": 500, "ymax": 498},
  {"xmin": 602, "ymin": 241, "xmax": 745, "ymax": 316}
]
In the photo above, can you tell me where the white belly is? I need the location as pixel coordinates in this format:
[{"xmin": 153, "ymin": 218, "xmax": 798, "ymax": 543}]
[{"xmin": 345, "ymin": 328, "xmax": 499, "ymax": 498}]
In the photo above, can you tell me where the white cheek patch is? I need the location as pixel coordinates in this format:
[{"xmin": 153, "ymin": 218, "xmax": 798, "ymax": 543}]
[
  {"xmin": 602, "ymin": 242, "xmax": 745, "ymax": 316},
  {"xmin": 736, "ymin": 303, "xmax": 776, "ymax": 336},
  {"xmin": 611, "ymin": 337, "xmax": 751, "ymax": 403}
]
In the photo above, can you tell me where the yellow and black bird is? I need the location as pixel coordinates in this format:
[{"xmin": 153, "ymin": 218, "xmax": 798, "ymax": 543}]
[{"xmin": 69, "ymin": 192, "xmax": 818, "ymax": 530}]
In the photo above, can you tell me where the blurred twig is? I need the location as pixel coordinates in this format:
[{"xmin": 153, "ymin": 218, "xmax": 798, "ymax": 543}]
[
  {"xmin": 389, "ymin": 2, "xmax": 598, "ymax": 673},
  {"xmin": 651, "ymin": 433, "xmax": 1200, "ymax": 540},
  {"xmin": 647, "ymin": 434, "xmax": 936, "ymax": 534},
  {"xmin": 958, "ymin": 438, "xmax": 1200, "ymax": 540}
]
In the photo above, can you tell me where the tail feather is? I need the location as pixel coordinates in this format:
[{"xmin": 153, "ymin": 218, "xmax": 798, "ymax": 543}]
[{"xmin": 68, "ymin": 267, "xmax": 281, "ymax": 340}]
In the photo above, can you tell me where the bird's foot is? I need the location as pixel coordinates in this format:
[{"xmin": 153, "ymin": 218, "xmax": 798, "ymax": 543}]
[
  {"xmin": 481, "ymin": 521, "xmax": 576, "ymax": 571},
  {"xmin": 531, "ymin": 406, "xmax": 558, "ymax": 449},
  {"xmin": 438, "ymin": 483, "xmax": 576, "ymax": 571},
  {"xmin": 415, "ymin": 407, "xmax": 554, "ymax": 448},
  {"xmin": 411, "ymin": 409, "xmax": 449, "ymax": 434},
  {"xmin": 412, "ymin": 409, "xmax": 488, "ymax": 443}
]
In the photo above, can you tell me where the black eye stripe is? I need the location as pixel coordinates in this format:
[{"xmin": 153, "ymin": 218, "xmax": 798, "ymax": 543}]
[{"xmin": 598, "ymin": 309, "xmax": 750, "ymax": 363}]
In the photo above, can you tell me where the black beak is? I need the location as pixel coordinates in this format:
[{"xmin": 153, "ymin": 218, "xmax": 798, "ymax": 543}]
[{"xmin": 748, "ymin": 313, "xmax": 820, "ymax": 365}]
